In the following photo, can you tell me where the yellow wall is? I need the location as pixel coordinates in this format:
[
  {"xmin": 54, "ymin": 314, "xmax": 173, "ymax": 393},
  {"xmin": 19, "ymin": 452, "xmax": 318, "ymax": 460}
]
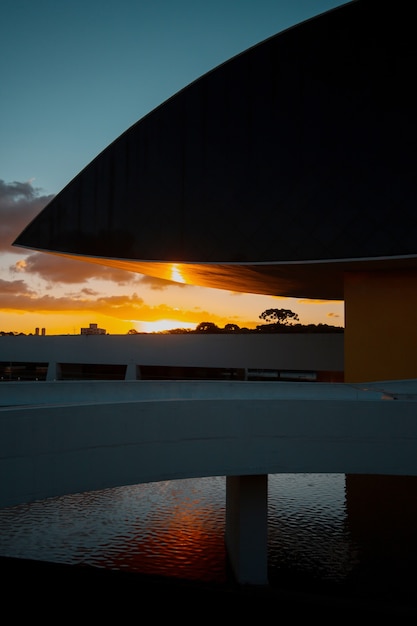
[{"xmin": 344, "ymin": 270, "xmax": 417, "ymax": 383}]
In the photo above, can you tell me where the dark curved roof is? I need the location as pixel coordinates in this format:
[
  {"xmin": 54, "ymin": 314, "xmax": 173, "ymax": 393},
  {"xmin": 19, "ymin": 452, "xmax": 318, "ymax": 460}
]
[{"xmin": 13, "ymin": 0, "xmax": 417, "ymax": 300}]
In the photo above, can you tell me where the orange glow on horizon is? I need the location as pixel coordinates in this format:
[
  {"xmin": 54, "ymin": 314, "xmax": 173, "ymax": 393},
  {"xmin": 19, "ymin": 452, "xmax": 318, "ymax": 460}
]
[
  {"xmin": 138, "ymin": 319, "xmax": 196, "ymax": 333},
  {"xmin": 0, "ymin": 305, "xmax": 344, "ymax": 335},
  {"xmin": 0, "ymin": 310, "xmax": 261, "ymax": 336}
]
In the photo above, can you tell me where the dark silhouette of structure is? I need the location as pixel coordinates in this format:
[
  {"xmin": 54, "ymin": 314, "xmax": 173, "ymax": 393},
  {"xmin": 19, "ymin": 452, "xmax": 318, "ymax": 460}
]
[{"xmin": 13, "ymin": 0, "xmax": 417, "ymax": 383}]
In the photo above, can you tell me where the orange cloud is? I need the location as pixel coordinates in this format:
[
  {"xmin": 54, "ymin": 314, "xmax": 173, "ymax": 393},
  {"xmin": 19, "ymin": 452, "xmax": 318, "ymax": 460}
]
[{"xmin": 0, "ymin": 279, "xmax": 245, "ymax": 325}]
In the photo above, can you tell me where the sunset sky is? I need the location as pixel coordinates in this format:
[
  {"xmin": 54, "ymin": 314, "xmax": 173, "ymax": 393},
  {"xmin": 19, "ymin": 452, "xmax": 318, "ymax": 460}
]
[{"xmin": 1, "ymin": 0, "xmax": 346, "ymax": 335}]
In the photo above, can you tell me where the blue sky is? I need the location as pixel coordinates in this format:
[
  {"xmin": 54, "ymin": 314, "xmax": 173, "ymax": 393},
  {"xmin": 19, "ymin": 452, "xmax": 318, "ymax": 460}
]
[{"xmin": 0, "ymin": 0, "xmax": 347, "ymax": 334}]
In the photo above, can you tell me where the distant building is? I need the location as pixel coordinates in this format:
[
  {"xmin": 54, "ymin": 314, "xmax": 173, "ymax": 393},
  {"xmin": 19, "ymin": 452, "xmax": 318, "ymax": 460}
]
[{"xmin": 80, "ymin": 323, "xmax": 106, "ymax": 335}]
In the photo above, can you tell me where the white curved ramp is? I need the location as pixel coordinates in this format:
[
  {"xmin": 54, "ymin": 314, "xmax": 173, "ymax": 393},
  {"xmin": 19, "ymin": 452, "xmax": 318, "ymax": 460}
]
[{"xmin": 1, "ymin": 379, "xmax": 417, "ymax": 508}]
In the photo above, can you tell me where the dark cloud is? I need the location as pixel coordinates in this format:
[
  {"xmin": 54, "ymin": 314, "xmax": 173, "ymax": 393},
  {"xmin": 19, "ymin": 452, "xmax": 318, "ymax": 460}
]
[
  {"xmin": 10, "ymin": 252, "xmax": 135, "ymax": 284},
  {"xmin": 0, "ymin": 179, "xmax": 53, "ymax": 252},
  {"xmin": 79, "ymin": 287, "xmax": 100, "ymax": 296},
  {"xmin": 0, "ymin": 277, "xmax": 36, "ymax": 295}
]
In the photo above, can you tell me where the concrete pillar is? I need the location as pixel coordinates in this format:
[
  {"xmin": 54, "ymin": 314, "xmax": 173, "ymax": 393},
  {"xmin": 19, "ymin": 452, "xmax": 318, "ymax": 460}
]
[
  {"xmin": 225, "ymin": 474, "xmax": 269, "ymax": 586},
  {"xmin": 46, "ymin": 362, "xmax": 58, "ymax": 381},
  {"xmin": 125, "ymin": 363, "xmax": 137, "ymax": 380}
]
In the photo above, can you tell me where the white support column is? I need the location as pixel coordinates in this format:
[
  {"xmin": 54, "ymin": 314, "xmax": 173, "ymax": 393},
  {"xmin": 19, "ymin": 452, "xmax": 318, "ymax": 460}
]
[
  {"xmin": 46, "ymin": 362, "xmax": 58, "ymax": 381},
  {"xmin": 225, "ymin": 474, "xmax": 269, "ymax": 586},
  {"xmin": 125, "ymin": 363, "xmax": 137, "ymax": 380}
]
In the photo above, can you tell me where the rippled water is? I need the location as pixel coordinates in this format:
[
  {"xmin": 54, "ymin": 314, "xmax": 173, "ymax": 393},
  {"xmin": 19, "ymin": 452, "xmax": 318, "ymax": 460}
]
[
  {"xmin": 268, "ymin": 473, "xmax": 358, "ymax": 584},
  {"xmin": 2, "ymin": 476, "xmax": 227, "ymax": 581},
  {"xmin": 0, "ymin": 473, "xmax": 415, "ymax": 602}
]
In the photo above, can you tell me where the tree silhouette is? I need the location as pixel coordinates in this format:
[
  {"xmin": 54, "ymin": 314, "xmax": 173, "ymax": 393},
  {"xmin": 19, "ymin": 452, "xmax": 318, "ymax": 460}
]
[
  {"xmin": 224, "ymin": 323, "xmax": 240, "ymax": 332},
  {"xmin": 195, "ymin": 321, "xmax": 220, "ymax": 333},
  {"xmin": 258, "ymin": 308, "xmax": 299, "ymax": 325}
]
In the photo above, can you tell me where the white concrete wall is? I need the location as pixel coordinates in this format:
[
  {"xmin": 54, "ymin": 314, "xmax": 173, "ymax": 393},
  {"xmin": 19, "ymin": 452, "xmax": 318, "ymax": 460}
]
[{"xmin": 0, "ymin": 333, "xmax": 344, "ymax": 373}]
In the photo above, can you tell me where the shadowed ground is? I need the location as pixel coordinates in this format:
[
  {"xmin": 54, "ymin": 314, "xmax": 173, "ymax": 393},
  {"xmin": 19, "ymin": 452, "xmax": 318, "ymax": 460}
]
[{"xmin": 2, "ymin": 556, "xmax": 416, "ymax": 618}]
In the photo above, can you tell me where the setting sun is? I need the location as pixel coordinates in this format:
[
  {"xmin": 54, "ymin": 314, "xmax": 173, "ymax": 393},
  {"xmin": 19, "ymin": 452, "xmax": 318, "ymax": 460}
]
[
  {"xmin": 170, "ymin": 264, "xmax": 186, "ymax": 284},
  {"xmin": 138, "ymin": 319, "xmax": 196, "ymax": 333}
]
